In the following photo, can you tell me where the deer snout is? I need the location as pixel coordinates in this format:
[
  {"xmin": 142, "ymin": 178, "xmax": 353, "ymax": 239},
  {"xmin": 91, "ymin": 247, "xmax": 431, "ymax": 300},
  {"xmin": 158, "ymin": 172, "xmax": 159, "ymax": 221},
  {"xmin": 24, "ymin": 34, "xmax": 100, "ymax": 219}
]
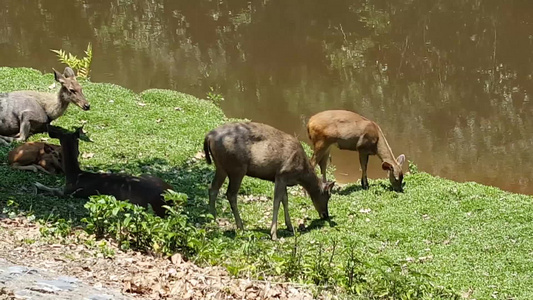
[{"xmin": 82, "ymin": 103, "xmax": 90, "ymax": 111}]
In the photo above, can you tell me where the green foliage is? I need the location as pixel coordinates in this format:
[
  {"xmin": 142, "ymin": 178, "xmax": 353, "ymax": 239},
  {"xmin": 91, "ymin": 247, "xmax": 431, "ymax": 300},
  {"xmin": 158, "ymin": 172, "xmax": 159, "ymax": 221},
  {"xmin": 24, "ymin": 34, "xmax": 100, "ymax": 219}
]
[
  {"xmin": 206, "ymin": 86, "xmax": 224, "ymax": 106},
  {"xmin": 82, "ymin": 191, "xmax": 203, "ymax": 256},
  {"xmin": 39, "ymin": 218, "xmax": 73, "ymax": 238},
  {"xmin": 51, "ymin": 43, "xmax": 93, "ymax": 79}
]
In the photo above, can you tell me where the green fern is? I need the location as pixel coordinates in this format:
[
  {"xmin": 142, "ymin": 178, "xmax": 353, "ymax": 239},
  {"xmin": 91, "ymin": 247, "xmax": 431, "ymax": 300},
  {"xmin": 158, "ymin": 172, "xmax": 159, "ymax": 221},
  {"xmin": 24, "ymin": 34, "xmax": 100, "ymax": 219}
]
[{"xmin": 51, "ymin": 43, "xmax": 93, "ymax": 79}]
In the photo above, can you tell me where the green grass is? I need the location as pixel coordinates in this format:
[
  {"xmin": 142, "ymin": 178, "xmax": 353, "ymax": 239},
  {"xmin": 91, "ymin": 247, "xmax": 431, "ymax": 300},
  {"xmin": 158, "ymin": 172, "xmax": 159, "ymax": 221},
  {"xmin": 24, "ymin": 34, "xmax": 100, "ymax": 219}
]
[{"xmin": 1, "ymin": 67, "xmax": 533, "ymax": 299}]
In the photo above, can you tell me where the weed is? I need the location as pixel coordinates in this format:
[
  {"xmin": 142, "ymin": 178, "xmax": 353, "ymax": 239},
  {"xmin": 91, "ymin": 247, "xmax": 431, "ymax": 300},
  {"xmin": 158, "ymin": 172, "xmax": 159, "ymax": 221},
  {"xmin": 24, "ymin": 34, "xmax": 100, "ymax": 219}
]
[
  {"xmin": 51, "ymin": 43, "xmax": 93, "ymax": 79},
  {"xmin": 206, "ymin": 86, "xmax": 224, "ymax": 106}
]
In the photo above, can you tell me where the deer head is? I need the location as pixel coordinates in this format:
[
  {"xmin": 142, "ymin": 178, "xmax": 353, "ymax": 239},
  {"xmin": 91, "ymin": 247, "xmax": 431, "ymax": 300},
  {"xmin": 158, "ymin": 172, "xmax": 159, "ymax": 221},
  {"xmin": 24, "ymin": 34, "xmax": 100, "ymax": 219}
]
[
  {"xmin": 382, "ymin": 154, "xmax": 405, "ymax": 192},
  {"xmin": 53, "ymin": 67, "xmax": 90, "ymax": 111}
]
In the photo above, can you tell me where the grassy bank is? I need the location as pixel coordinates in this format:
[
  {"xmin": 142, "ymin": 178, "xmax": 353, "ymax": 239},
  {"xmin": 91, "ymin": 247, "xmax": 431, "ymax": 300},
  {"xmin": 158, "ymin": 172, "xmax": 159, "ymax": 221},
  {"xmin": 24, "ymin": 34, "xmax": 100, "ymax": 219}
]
[{"xmin": 1, "ymin": 67, "xmax": 532, "ymax": 299}]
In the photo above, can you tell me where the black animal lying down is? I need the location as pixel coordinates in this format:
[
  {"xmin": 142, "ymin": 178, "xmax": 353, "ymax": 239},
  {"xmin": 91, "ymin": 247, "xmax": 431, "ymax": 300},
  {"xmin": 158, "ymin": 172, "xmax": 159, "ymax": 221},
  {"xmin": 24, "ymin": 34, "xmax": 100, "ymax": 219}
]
[{"xmin": 35, "ymin": 125, "xmax": 173, "ymax": 217}]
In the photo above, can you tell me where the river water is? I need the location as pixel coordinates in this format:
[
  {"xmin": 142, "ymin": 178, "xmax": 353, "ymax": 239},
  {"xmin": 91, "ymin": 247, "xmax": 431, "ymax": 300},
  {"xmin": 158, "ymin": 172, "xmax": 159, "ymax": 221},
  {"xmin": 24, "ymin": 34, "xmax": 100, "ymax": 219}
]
[{"xmin": 1, "ymin": 0, "xmax": 532, "ymax": 194}]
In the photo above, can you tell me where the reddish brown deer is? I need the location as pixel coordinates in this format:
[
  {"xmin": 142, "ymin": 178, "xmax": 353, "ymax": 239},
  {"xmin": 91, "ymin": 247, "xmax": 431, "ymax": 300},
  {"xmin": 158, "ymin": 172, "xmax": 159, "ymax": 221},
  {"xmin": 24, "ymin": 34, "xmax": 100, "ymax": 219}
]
[
  {"xmin": 34, "ymin": 125, "xmax": 173, "ymax": 217},
  {"xmin": 0, "ymin": 67, "xmax": 90, "ymax": 145},
  {"xmin": 8, "ymin": 142, "xmax": 63, "ymax": 174},
  {"xmin": 307, "ymin": 110, "xmax": 405, "ymax": 192},
  {"xmin": 204, "ymin": 122, "xmax": 335, "ymax": 240}
]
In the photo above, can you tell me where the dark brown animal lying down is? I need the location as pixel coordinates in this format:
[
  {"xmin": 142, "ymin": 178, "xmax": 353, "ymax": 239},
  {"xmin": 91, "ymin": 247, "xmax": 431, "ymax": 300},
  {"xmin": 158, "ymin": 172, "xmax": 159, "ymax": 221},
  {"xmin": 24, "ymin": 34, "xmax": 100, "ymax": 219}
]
[
  {"xmin": 35, "ymin": 125, "xmax": 173, "ymax": 217},
  {"xmin": 8, "ymin": 142, "xmax": 63, "ymax": 174}
]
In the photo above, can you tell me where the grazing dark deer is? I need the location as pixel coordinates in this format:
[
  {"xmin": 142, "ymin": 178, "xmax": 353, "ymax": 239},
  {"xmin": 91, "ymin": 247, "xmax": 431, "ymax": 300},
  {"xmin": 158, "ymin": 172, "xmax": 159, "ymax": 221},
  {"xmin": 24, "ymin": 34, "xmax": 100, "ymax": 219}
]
[
  {"xmin": 307, "ymin": 110, "xmax": 405, "ymax": 192},
  {"xmin": 204, "ymin": 122, "xmax": 335, "ymax": 240},
  {"xmin": 8, "ymin": 142, "xmax": 63, "ymax": 175},
  {"xmin": 0, "ymin": 67, "xmax": 90, "ymax": 145},
  {"xmin": 34, "ymin": 125, "xmax": 173, "ymax": 217}
]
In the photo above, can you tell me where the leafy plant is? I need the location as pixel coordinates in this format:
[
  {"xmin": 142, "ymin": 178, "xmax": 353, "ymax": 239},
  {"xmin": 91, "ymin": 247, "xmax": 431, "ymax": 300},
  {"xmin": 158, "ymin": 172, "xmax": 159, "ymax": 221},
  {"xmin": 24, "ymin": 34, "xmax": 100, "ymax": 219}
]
[
  {"xmin": 51, "ymin": 43, "xmax": 93, "ymax": 79},
  {"xmin": 81, "ymin": 191, "xmax": 203, "ymax": 256},
  {"xmin": 206, "ymin": 86, "xmax": 224, "ymax": 106}
]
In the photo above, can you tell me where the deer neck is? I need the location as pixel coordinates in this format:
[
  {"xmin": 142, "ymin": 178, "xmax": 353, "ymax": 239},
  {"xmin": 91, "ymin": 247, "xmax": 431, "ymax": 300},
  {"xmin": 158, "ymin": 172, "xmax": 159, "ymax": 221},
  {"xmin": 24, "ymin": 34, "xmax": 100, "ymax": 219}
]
[
  {"xmin": 375, "ymin": 127, "xmax": 398, "ymax": 166},
  {"xmin": 60, "ymin": 140, "xmax": 82, "ymax": 184},
  {"xmin": 299, "ymin": 169, "xmax": 322, "ymax": 198},
  {"xmin": 35, "ymin": 89, "xmax": 70, "ymax": 120}
]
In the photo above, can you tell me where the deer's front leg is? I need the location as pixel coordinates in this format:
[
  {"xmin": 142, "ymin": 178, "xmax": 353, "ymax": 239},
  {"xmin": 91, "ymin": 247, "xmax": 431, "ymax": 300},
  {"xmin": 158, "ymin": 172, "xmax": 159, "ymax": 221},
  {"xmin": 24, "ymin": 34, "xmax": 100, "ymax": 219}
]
[
  {"xmin": 270, "ymin": 179, "xmax": 286, "ymax": 240},
  {"xmin": 359, "ymin": 152, "xmax": 369, "ymax": 190},
  {"xmin": 281, "ymin": 186, "xmax": 293, "ymax": 233},
  {"xmin": 17, "ymin": 113, "xmax": 32, "ymax": 142}
]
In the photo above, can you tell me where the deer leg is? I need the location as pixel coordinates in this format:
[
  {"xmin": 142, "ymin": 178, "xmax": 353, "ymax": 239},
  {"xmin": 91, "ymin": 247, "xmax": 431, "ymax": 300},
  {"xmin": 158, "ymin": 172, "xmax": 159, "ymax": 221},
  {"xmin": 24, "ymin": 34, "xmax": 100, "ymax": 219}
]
[
  {"xmin": 271, "ymin": 179, "xmax": 287, "ymax": 240},
  {"xmin": 34, "ymin": 182, "xmax": 64, "ymax": 197},
  {"xmin": 226, "ymin": 173, "xmax": 245, "ymax": 231},
  {"xmin": 359, "ymin": 152, "xmax": 369, "ymax": 189},
  {"xmin": 208, "ymin": 168, "xmax": 227, "ymax": 219},
  {"xmin": 0, "ymin": 136, "xmax": 14, "ymax": 145},
  {"xmin": 12, "ymin": 164, "xmax": 51, "ymax": 174},
  {"xmin": 310, "ymin": 141, "xmax": 325, "ymax": 168},
  {"xmin": 281, "ymin": 185, "xmax": 293, "ymax": 233},
  {"xmin": 16, "ymin": 114, "xmax": 32, "ymax": 142},
  {"xmin": 317, "ymin": 148, "xmax": 331, "ymax": 183}
]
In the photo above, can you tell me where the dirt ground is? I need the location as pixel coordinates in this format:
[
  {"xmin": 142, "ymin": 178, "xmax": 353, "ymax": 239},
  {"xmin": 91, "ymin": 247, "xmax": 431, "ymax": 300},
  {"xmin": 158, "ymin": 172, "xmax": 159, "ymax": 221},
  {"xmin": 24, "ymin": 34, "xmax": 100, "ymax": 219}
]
[{"xmin": 0, "ymin": 216, "xmax": 335, "ymax": 300}]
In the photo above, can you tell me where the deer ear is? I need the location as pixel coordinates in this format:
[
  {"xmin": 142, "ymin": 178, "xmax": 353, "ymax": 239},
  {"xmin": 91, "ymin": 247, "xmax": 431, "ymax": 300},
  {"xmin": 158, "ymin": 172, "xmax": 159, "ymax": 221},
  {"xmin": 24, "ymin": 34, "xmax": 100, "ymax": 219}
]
[
  {"xmin": 75, "ymin": 126, "xmax": 84, "ymax": 138},
  {"xmin": 53, "ymin": 68, "xmax": 66, "ymax": 84},
  {"xmin": 382, "ymin": 161, "xmax": 393, "ymax": 171},
  {"xmin": 396, "ymin": 154, "xmax": 405, "ymax": 166},
  {"xmin": 63, "ymin": 67, "xmax": 76, "ymax": 78}
]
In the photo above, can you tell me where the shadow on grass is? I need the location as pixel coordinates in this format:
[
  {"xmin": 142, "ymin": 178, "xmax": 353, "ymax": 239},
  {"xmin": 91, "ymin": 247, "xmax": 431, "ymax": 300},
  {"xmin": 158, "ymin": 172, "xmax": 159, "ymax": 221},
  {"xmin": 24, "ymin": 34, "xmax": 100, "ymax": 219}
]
[
  {"xmin": 0, "ymin": 153, "xmax": 215, "ymax": 224},
  {"xmin": 335, "ymin": 183, "xmax": 364, "ymax": 195},
  {"xmin": 220, "ymin": 215, "xmax": 338, "ymax": 240}
]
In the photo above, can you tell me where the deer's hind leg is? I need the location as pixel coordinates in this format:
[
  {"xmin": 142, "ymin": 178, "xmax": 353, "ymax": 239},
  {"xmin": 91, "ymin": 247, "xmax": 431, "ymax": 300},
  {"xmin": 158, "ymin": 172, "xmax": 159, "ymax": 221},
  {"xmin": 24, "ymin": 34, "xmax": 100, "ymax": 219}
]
[
  {"xmin": 11, "ymin": 164, "xmax": 51, "ymax": 174},
  {"xmin": 226, "ymin": 172, "xmax": 245, "ymax": 231},
  {"xmin": 311, "ymin": 142, "xmax": 332, "ymax": 183},
  {"xmin": 0, "ymin": 136, "xmax": 14, "ymax": 145},
  {"xmin": 208, "ymin": 168, "xmax": 227, "ymax": 219}
]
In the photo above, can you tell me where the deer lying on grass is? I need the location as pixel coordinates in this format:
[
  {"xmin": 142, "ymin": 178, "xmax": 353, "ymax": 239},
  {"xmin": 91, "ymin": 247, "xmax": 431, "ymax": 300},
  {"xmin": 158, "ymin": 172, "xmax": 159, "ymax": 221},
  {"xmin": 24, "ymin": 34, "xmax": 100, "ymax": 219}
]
[
  {"xmin": 204, "ymin": 122, "xmax": 335, "ymax": 240},
  {"xmin": 8, "ymin": 142, "xmax": 63, "ymax": 174},
  {"xmin": 0, "ymin": 67, "xmax": 90, "ymax": 145},
  {"xmin": 34, "ymin": 125, "xmax": 173, "ymax": 217},
  {"xmin": 307, "ymin": 110, "xmax": 405, "ymax": 192}
]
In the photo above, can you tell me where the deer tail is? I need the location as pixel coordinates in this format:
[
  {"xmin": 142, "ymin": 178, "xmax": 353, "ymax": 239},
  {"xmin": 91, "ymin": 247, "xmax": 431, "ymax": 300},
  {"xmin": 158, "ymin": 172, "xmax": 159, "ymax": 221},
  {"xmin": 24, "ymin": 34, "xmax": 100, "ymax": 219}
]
[{"xmin": 204, "ymin": 135, "xmax": 212, "ymax": 165}]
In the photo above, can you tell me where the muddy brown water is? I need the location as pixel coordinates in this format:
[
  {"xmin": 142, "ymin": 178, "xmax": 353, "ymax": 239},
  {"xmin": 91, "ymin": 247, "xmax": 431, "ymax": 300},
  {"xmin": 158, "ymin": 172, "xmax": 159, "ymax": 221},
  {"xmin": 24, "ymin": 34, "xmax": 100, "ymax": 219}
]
[{"xmin": 1, "ymin": 0, "xmax": 532, "ymax": 194}]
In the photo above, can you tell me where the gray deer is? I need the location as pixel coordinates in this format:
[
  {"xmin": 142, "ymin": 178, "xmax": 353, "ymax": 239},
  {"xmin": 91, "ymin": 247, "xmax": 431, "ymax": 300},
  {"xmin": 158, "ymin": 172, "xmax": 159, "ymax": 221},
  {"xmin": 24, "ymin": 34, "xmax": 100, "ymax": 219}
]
[
  {"xmin": 204, "ymin": 122, "xmax": 335, "ymax": 240},
  {"xmin": 0, "ymin": 67, "xmax": 90, "ymax": 145}
]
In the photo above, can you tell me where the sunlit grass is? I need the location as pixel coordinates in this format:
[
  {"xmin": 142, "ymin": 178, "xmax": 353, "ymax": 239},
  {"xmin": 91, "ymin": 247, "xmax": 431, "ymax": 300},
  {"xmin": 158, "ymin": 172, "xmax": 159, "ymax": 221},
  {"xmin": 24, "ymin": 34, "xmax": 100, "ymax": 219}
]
[{"xmin": 1, "ymin": 67, "xmax": 533, "ymax": 299}]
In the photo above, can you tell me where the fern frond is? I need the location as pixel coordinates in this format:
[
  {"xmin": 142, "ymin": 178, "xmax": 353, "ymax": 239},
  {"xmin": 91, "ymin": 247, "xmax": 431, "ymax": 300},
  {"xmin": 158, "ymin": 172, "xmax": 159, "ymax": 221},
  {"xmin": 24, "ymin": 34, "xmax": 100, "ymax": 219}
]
[{"xmin": 50, "ymin": 43, "xmax": 93, "ymax": 79}]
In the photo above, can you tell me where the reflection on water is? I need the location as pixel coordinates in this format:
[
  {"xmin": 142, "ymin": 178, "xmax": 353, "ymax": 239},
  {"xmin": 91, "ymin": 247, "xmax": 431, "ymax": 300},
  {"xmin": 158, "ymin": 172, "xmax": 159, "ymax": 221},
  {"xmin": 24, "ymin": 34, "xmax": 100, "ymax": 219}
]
[{"xmin": 1, "ymin": 0, "xmax": 532, "ymax": 194}]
